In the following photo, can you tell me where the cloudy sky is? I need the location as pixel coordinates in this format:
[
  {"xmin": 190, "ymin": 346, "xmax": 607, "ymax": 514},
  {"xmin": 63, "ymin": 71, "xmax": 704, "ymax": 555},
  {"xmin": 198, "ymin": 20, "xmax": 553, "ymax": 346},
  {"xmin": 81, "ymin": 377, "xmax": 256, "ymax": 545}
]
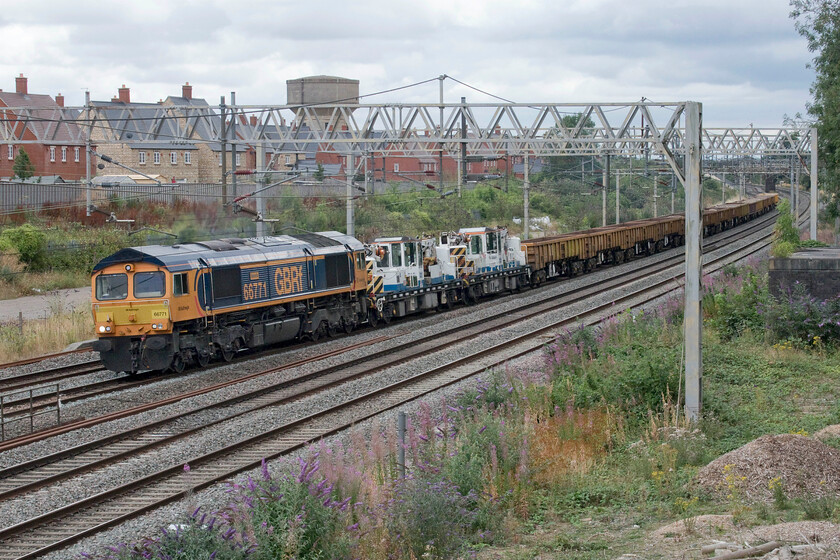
[{"xmin": 2, "ymin": 0, "xmax": 814, "ymax": 128}]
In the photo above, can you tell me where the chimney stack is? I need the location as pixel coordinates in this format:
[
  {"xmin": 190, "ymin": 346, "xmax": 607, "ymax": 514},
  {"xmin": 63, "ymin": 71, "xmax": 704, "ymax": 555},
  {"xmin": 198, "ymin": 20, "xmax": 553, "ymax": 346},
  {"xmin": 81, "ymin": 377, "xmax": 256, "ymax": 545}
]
[
  {"xmin": 118, "ymin": 84, "xmax": 130, "ymax": 103},
  {"xmin": 182, "ymin": 82, "xmax": 192, "ymax": 100},
  {"xmin": 250, "ymin": 116, "xmax": 258, "ymax": 126},
  {"xmin": 15, "ymin": 74, "xmax": 27, "ymax": 95},
  {"xmin": 55, "ymin": 93, "xmax": 64, "ymax": 107}
]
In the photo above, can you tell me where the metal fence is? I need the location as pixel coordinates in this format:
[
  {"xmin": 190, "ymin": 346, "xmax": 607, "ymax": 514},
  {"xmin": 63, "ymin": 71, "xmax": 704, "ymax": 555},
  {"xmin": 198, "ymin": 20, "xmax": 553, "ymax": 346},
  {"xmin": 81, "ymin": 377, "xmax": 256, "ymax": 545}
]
[
  {"xmin": 0, "ymin": 180, "xmax": 393, "ymax": 213},
  {"xmin": 0, "ymin": 384, "xmax": 61, "ymax": 441}
]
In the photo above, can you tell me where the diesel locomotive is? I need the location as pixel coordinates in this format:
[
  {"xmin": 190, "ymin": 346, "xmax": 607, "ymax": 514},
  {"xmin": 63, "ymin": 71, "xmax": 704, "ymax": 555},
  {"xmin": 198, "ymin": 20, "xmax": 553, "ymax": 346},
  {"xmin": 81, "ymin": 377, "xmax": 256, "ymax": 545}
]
[{"xmin": 90, "ymin": 193, "xmax": 779, "ymax": 373}]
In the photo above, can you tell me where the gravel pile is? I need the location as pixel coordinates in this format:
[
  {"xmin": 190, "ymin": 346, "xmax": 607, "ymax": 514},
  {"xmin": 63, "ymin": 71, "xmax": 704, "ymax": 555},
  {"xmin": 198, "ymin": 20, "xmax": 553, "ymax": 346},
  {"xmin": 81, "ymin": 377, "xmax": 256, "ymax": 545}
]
[{"xmin": 693, "ymin": 434, "xmax": 840, "ymax": 502}]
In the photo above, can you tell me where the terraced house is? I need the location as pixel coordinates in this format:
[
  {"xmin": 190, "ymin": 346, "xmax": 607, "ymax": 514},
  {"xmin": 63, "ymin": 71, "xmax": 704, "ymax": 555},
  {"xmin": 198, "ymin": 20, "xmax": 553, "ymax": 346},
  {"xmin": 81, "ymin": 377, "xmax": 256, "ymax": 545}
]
[
  {"xmin": 0, "ymin": 74, "xmax": 86, "ymax": 180},
  {"xmin": 89, "ymin": 83, "xmax": 258, "ymax": 183}
]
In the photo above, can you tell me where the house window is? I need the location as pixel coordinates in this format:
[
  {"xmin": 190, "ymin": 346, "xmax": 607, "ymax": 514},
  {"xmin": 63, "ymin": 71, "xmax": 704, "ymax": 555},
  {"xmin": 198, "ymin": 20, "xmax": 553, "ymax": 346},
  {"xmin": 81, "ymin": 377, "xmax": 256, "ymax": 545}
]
[
  {"xmin": 285, "ymin": 155, "xmax": 292, "ymax": 165},
  {"xmin": 393, "ymin": 163, "xmax": 399, "ymax": 173},
  {"xmin": 139, "ymin": 151, "xmax": 146, "ymax": 165},
  {"xmin": 218, "ymin": 153, "xmax": 222, "ymax": 166},
  {"xmin": 184, "ymin": 152, "xmax": 191, "ymax": 164},
  {"xmin": 74, "ymin": 147, "xmax": 79, "ymax": 162},
  {"xmin": 170, "ymin": 152, "xmax": 177, "ymax": 164},
  {"xmin": 153, "ymin": 151, "xmax": 160, "ymax": 164},
  {"xmin": 235, "ymin": 153, "xmax": 241, "ymax": 166},
  {"xmin": 7, "ymin": 145, "xmax": 12, "ymax": 160},
  {"xmin": 50, "ymin": 147, "xmax": 55, "ymax": 162},
  {"xmin": 61, "ymin": 146, "xmax": 67, "ymax": 162}
]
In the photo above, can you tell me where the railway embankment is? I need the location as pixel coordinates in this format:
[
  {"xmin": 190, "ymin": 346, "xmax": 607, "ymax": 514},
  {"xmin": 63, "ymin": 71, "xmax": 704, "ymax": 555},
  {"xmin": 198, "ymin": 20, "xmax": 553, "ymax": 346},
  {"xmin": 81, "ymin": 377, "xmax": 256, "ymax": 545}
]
[{"xmin": 54, "ymin": 257, "xmax": 840, "ymax": 560}]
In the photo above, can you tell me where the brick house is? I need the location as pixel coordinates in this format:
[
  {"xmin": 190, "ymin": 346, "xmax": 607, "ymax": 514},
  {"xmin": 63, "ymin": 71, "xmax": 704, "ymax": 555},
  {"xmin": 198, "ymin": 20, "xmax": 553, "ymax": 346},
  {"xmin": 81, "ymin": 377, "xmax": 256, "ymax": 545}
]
[
  {"xmin": 0, "ymin": 74, "xmax": 86, "ymax": 180},
  {"xmin": 88, "ymin": 85, "xmax": 200, "ymax": 183}
]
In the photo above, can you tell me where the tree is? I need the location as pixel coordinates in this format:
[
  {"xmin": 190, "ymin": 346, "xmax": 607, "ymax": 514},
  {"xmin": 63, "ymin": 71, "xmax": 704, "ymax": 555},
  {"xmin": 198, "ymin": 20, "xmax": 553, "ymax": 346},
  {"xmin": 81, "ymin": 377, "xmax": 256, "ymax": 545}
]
[
  {"xmin": 12, "ymin": 148, "xmax": 34, "ymax": 180},
  {"xmin": 538, "ymin": 113, "xmax": 597, "ymax": 184},
  {"xmin": 790, "ymin": 0, "xmax": 840, "ymax": 215},
  {"xmin": 313, "ymin": 163, "xmax": 325, "ymax": 182}
]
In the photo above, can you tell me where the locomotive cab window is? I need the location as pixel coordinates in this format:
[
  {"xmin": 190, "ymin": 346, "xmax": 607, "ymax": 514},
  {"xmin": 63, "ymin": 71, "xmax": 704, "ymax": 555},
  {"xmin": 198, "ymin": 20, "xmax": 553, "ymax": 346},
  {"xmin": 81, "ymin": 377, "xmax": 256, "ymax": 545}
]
[
  {"xmin": 392, "ymin": 245, "xmax": 402, "ymax": 267},
  {"xmin": 96, "ymin": 273, "xmax": 128, "ymax": 300},
  {"xmin": 405, "ymin": 242, "xmax": 417, "ymax": 267},
  {"xmin": 470, "ymin": 236, "xmax": 483, "ymax": 254},
  {"xmin": 134, "ymin": 271, "xmax": 166, "ymax": 298},
  {"xmin": 486, "ymin": 232, "xmax": 498, "ymax": 253},
  {"xmin": 173, "ymin": 273, "xmax": 189, "ymax": 296}
]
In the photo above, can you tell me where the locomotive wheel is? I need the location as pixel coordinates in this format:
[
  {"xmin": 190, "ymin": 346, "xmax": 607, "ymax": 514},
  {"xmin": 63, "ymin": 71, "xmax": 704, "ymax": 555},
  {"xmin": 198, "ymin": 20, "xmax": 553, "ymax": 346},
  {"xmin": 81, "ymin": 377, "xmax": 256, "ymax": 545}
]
[
  {"xmin": 327, "ymin": 322, "xmax": 337, "ymax": 338},
  {"xmin": 171, "ymin": 353, "xmax": 186, "ymax": 374},
  {"xmin": 368, "ymin": 309, "xmax": 379, "ymax": 328},
  {"xmin": 381, "ymin": 305, "xmax": 393, "ymax": 324},
  {"xmin": 463, "ymin": 288, "xmax": 475, "ymax": 305},
  {"xmin": 310, "ymin": 321, "xmax": 326, "ymax": 342},
  {"xmin": 342, "ymin": 317, "xmax": 353, "ymax": 334},
  {"xmin": 196, "ymin": 350, "xmax": 210, "ymax": 368},
  {"xmin": 221, "ymin": 339, "xmax": 240, "ymax": 362}
]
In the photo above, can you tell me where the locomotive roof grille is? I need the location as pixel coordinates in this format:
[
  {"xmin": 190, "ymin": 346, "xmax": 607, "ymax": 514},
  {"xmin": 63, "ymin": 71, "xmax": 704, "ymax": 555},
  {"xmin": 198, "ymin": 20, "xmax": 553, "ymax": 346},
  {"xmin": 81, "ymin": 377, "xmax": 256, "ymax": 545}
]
[
  {"xmin": 290, "ymin": 232, "xmax": 344, "ymax": 247},
  {"xmin": 92, "ymin": 231, "xmax": 363, "ymax": 272}
]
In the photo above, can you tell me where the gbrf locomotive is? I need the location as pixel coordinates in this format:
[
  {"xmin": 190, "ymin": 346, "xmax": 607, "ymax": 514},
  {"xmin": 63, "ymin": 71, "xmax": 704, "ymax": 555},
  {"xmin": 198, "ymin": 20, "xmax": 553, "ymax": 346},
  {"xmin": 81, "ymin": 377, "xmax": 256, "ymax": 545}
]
[
  {"xmin": 91, "ymin": 193, "xmax": 778, "ymax": 373},
  {"xmin": 91, "ymin": 232, "xmax": 368, "ymax": 373}
]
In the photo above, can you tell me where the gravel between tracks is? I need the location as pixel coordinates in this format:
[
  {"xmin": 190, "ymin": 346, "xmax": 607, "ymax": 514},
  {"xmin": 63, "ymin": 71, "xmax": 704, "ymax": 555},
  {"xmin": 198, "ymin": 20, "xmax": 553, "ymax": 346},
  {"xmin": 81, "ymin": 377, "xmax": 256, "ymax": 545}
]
[{"xmin": 0, "ymin": 227, "xmax": 769, "ymax": 560}]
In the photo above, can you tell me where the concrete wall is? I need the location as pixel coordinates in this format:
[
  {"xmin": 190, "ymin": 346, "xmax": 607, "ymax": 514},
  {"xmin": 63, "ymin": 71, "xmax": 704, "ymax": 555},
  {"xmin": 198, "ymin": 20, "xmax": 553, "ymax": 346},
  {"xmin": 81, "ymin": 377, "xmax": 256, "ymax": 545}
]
[{"xmin": 769, "ymin": 249, "xmax": 840, "ymax": 301}]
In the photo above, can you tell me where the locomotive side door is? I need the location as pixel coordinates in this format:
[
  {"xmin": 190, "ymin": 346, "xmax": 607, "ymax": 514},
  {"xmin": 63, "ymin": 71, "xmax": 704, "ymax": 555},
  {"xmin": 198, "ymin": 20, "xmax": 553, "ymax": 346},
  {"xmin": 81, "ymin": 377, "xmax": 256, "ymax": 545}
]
[{"xmin": 196, "ymin": 258, "xmax": 214, "ymax": 317}]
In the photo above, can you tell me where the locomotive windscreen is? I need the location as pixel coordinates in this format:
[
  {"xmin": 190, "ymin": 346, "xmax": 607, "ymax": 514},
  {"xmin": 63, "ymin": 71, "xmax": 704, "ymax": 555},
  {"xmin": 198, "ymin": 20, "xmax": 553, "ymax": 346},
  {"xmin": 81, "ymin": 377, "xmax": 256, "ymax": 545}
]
[
  {"xmin": 324, "ymin": 254, "xmax": 351, "ymax": 287},
  {"xmin": 212, "ymin": 267, "xmax": 242, "ymax": 299}
]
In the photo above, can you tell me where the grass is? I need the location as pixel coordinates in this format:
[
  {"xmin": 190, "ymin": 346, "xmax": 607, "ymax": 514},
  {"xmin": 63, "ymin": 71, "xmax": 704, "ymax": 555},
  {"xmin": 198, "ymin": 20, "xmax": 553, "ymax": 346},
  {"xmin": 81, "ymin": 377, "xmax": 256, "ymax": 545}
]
[
  {"xmin": 0, "ymin": 270, "xmax": 89, "ymax": 299},
  {"xmin": 0, "ymin": 301, "xmax": 92, "ymax": 362}
]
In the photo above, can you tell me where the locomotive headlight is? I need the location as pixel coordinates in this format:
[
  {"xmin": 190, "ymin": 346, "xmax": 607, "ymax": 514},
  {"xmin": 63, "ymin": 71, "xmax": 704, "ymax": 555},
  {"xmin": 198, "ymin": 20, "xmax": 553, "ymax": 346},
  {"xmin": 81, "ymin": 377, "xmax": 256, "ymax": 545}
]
[
  {"xmin": 99, "ymin": 325, "xmax": 106, "ymax": 333},
  {"xmin": 105, "ymin": 326, "xmax": 111, "ymax": 332}
]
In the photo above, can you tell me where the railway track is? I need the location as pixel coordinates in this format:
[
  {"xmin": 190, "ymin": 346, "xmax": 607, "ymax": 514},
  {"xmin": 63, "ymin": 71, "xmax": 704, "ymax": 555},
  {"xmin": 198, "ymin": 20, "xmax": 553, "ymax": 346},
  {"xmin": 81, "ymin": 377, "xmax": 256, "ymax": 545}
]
[{"xmin": 0, "ymin": 211, "xmax": 781, "ymax": 559}]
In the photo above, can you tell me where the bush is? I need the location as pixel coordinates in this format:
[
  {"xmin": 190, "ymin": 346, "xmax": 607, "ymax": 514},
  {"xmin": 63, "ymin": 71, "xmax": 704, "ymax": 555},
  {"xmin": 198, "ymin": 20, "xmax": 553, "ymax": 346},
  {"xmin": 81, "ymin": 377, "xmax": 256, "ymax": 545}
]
[
  {"xmin": 763, "ymin": 283, "xmax": 840, "ymax": 346},
  {"xmin": 704, "ymin": 270, "xmax": 769, "ymax": 341},
  {"xmin": 0, "ymin": 224, "xmax": 46, "ymax": 271},
  {"xmin": 84, "ymin": 508, "xmax": 254, "ymax": 559},
  {"xmin": 229, "ymin": 458, "xmax": 355, "ymax": 560},
  {"xmin": 385, "ymin": 475, "xmax": 477, "ymax": 559}
]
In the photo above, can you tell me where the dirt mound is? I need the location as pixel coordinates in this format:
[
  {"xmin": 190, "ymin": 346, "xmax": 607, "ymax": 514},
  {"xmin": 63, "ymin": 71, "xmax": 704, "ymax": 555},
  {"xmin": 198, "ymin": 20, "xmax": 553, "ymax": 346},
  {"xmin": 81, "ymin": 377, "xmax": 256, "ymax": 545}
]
[
  {"xmin": 813, "ymin": 424, "xmax": 840, "ymax": 441},
  {"xmin": 652, "ymin": 514, "xmax": 734, "ymax": 540},
  {"xmin": 740, "ymin": 520, "xmax": 840, "ymax": 545},
  {"xmin": 694, "ymin": 434, "xmax": 840, "ymax": 501}
]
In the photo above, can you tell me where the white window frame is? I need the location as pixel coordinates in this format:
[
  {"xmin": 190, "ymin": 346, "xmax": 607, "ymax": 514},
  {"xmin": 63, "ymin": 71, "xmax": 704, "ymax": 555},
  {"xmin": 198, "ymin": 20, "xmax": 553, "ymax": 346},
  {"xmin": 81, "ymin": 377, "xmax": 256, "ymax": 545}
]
[
  {"xmin": 50, "ymin": 146, "xmax": 55, "ymax": 162},
  {"xmin": 184, "ymin": 152, "xmax": 191, "ymax": 165},
  {"xmin": 218, "ymin": 153, "xmax": 222, "ymax": 166},
  {"xmin": 74, "ymin": 147, "xmax": 79, "ymax": 162},
  {"xmin": 285, "ymin": 155, "xmax": 292, "ymax": 165},
  {"xmin": 170, "ymin": 151, "xmax": 177, "ymax": 164},
  {"xmin": 7, "ymin": 145, "xmax": 12, "ymax": 160},
  {"xmin": 139, "ymin": 152, "xmax": 146, "ymax": 165},
  {"xmin": 153, "ymin": 151, "xmax": 160, "ymax": 165},
  {"xmin": 393, "ymin": 163, "xmax": 399, "ymax": 173},
  {"xmin": 235, "ymin": 153, "xmax": 241, "ymax": 166},
  {"xmin": 61, "ymin": 146, "xmax": 67, "ymax": 162}
]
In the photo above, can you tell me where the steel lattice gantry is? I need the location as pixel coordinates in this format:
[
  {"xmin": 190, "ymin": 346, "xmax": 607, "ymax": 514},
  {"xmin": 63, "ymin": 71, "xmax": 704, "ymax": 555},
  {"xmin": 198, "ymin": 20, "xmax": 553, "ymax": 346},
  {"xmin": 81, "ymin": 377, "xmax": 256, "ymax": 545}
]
[{"xmin": 0, "ymin": 100, "xmax": 820, "ymax": 421}]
